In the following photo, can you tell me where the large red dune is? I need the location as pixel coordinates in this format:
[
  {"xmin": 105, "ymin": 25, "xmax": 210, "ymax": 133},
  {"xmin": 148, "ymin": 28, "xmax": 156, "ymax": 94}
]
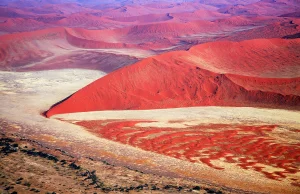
[
  {"xmin": 187, "ymin": 38, "xmax": 300, "ymax": 78},
  {"xmin": 46, "ymin": 38, "xmax": 300, "ymax": 117}
]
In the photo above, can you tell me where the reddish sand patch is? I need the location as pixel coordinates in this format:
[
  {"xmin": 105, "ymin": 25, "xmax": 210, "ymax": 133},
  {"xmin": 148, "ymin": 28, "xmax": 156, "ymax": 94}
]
[{"xmin": 73, "ymin": 119, "xmax": 300, "ymax": 186}]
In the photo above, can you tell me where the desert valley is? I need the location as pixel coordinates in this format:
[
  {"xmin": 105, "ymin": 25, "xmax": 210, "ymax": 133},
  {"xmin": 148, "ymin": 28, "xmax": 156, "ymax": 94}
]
[{"xmin": 0, "ymin": 0, "xmax": 300, "ymax": 193}]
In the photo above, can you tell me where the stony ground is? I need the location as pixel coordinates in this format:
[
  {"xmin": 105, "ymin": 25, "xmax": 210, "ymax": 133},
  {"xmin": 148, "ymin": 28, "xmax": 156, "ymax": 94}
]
[{"xmin": 0, "ymin": 131, "xmax": 225, "ymax": 194}]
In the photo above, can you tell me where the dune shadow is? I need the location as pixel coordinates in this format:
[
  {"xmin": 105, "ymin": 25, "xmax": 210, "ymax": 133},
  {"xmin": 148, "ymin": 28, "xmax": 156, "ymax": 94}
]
[
  {"xmin": 42, "ymin": 94, "xmax": 74, "ymax": 117},
  {"xmin": 282, "ymin": 33, "xmax": 300, "ymax": 39}
]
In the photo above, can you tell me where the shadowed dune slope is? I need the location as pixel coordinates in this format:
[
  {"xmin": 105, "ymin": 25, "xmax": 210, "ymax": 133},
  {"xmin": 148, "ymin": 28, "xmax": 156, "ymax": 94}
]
[
  {"xmin": 46, "ymin": 38, "xmax": 300, "ymax": 117},
  {"xmin": 0, "ymin": 27, "xmax": 142, "ymax": 70}
]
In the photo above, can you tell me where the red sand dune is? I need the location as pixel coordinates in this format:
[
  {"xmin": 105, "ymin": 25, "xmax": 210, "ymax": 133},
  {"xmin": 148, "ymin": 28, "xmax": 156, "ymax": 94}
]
[
  {"xmin": 198, "ymin": 0, "xmax": 261, "ymax": 6},
  {"xmin": 215, "ymin": 15, "xmax": 259, "ymax": 26},
  {"xmin": 54, "ymin": 13, "xmax": 129, "ymax": 29},
  {"xmin": 1, "ymin": 0, "xmax": 300, "ymax": 71},
  {"xmin": 0, "ymin": 27, "xmax": 139, "ymax": 70},
  {"xmin": 188, "ymin": 38, "xmax": 300, "ymax": 78},
  {"xmin": 219, "ymin": 0, "xmax": 300, "ymax": 16},
  {"xmin": 100, "ymin": 2, "xmax": 207, "ymax": 18},
  {"xmin": 110, "ymin": 13, "xmax": 173, "ymax": 23},
  {"xmin": 124, "ymin": 20, "xmax": 216, "ymax": 35},
  {"xmin": 0, "ymin": 28, "xmax": 65, "ymax": 69},
  {"xmin": 0, "ymin": 18, "xmax": 46, "ymax": 33},
  {"xmin": 1, "ymin": 0, "xmax": 299, "ymax": 34},
  {"xmin": 46, "ymin": 38, "xmax": 300, "ymax": 117},
  {"xmin": 0, "ymin": 19, "xmax": 246, "ymax": 69},
  {"xmin": 26, "ymin": 3, "xmax": 95, "ymax": 15},
  {"xmin": 226, "ymin": 75, "xmax": 300, "ymax": 96},
  {"xmin": 111, "ymin": 20, "xmax": 225, "ymax": 45},
  {"xmin": 0, "ymin": 7, "xmax": 27, "ymax": 18},
  {"xmin": 170, "ymin": 10, "xmax": 228, "ymax": 22},
  {"xmin": 20, "ymin": 51, "xmax": 139, "ymax": 73},
  {"xmin": 64, "ymin": 29, "xmax": 137, "ymax": 49},
  {"xmin": 0, "ymin": 19, "xmax": 219, "ymax": 69},
  {"xmin": 220, "ymin": 19, "xmax": 300, "ymax": 42}
]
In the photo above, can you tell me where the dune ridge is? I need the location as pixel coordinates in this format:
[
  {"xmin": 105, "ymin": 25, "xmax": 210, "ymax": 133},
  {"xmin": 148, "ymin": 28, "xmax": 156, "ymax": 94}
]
[{"xmin": 45, "ymin": 38, "xmax": 300, "ymax": 117}]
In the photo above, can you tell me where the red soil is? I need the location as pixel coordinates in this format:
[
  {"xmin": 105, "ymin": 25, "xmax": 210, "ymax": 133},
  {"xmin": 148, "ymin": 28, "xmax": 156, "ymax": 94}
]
[
  {"xmin": 73, "ymin": 119, "xmax": 300, "ymax": 186},
  {"xmin": 46, "ymin": 38, "xmax": 300, "ymax": 117}
]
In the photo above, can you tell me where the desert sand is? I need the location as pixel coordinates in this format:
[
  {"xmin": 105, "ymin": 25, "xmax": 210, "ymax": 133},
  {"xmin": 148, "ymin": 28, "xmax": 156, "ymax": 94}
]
[{"xmin": 1, "ymin": 0, "xmax": 300, "ymax": 194}]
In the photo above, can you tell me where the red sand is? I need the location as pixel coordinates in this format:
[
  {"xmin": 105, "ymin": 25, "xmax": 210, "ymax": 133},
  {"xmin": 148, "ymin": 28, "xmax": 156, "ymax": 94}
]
[
  {"xmin": 73, "ymin": 119, "xmax": 300, "ymax": 186},
  {"xmin": 46, "ymin": 38, "xmax": 300, "ymax": 117},
  {"xmin": 1, "ymin": 0, "xmax": 299, "ymax": 35},
  {"xmin": 1, "ymin": 3, "xmax": 300, "ymax": 70},
  {"xmin": 226, "ymin": 74, "xmax": 300, "ymax": 96},
  {"xmin": 188, "ymin": 38, "xmax": 300, "ymax": 77},
  {"xmin": 2, "ymin": 0, "xmax": 300, "ymax": 192},
  {"xmin": 19, "ymin": 51, "xmax": 139, "ymax": 73},
  {"xmin": 219, "ymin": 19, "xmax": 300, "ymax": 42},
  {"xmin": 219, "ymin": 0, "xmax": 300, "ymax": 16},
  {"xmin": 0, "ymin": 27, "xmax": 140, "ymax": 70}
]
